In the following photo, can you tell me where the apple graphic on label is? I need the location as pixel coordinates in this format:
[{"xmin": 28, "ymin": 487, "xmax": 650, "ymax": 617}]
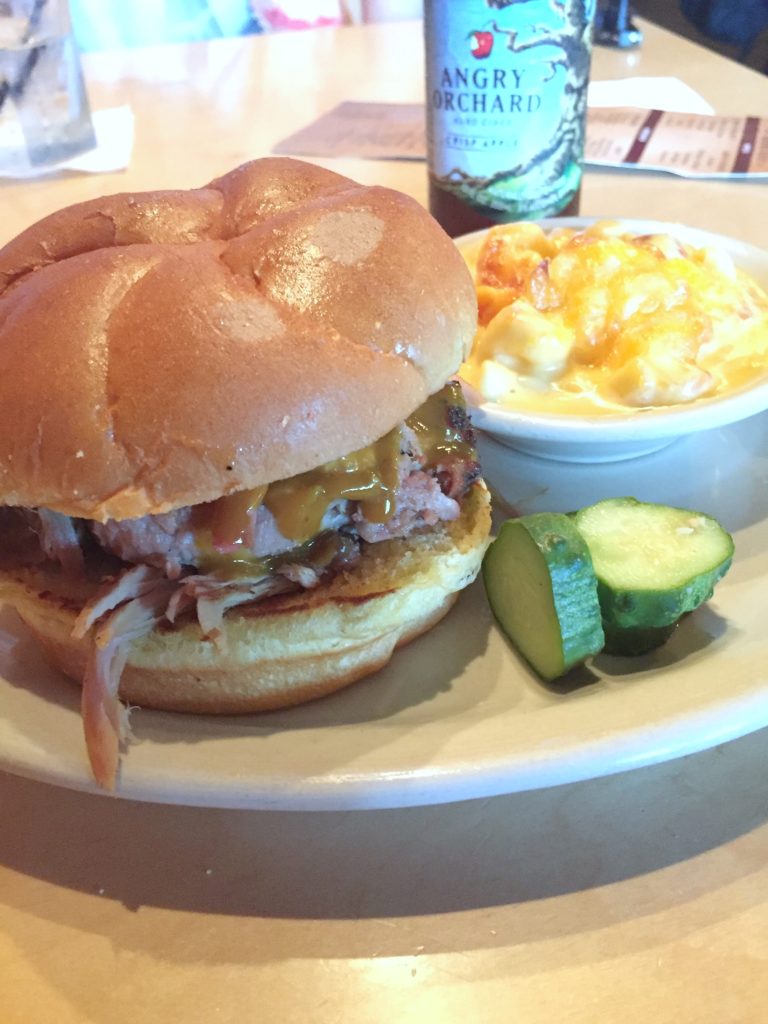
[{"xmin": 469, "ymin": 30, "xmax": 494, "ymax": 59}]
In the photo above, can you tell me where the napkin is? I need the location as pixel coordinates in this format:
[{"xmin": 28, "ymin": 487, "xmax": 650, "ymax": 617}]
[
  {"xmin": 587, "ymin": 76, "xmax": 715, "ymax": 115},
  {"xmin": 0, "ymin": 105, "xmax": 135, "ymax": 179}
]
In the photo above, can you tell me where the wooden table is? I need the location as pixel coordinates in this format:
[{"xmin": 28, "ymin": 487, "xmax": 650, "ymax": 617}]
[{"xmin": 2, "ymin": 18, "xmax": 768, "ymax": 1024}]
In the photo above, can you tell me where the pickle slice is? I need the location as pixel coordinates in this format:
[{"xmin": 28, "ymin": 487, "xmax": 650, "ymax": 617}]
[
  {"xmin": 574, "ymin": 498, "xmax": 734, "ymax": 630},
  {"xmin": 482, "ymin": 513, "xmax": 604, "ymax": 681}
]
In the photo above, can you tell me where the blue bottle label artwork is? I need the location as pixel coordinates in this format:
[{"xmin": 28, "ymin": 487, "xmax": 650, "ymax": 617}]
[{"xmin": 425, "ymin": 0, "xmax": 596, "ymax": 220}]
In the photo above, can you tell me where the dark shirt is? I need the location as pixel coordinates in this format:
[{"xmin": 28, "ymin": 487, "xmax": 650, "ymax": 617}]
[{"xmin": 681, "ymin": 0, "xmax": 768, "ymax": 54}]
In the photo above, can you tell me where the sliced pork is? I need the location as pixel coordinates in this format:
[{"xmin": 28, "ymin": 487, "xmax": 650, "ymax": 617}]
[
  {"xmin": 91, "ymin": 509, "xmax": 197, "ymax": 579},
  {"xmin": 353, "ymin": 469, "xmax": 460, "ymax": 543}
]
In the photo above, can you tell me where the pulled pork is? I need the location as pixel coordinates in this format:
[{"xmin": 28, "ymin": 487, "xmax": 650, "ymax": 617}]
[{"xmin": 1, "ymin": 390, "xmax": 480, "ymax": 787}]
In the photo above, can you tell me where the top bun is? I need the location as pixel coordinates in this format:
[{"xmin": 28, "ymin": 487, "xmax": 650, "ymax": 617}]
[{"xmin": 0, "ymin": 158, "xmax": 476, "ymax": 522}]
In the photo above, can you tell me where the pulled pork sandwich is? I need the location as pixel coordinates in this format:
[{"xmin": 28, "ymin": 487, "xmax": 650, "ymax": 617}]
[{"xmin": 0, "ymin": 158, "xmax": 491, "ymax": 789}]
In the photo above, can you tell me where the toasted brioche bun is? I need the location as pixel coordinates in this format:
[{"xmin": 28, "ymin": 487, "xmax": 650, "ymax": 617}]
[
  {"xmin": 0, "ymin": 158, "xmax": 476, "ymax": 522},
  {"xmin": 0, "ymin": 485, "xmax": 490, "ymax": 713}
]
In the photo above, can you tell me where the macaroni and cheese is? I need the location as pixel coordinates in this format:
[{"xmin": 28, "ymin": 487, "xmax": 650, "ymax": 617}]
[{"xmin": 461, "ymin": 221, "xmax": 768, "ymax": 415}]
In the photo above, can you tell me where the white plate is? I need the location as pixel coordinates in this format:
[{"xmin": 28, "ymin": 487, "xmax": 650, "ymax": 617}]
[
  {"xmin": 0, "ymin": 412, "xmax": 766, "ymax": 809},
  {"xmin": 457, "ymin": 219, "xmax": 768, "ymax": 462}
]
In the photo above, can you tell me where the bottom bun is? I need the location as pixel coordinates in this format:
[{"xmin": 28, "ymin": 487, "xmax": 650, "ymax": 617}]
[{"xmin": 2, "ymin": 484, "xmax": 491, "ymax": 714}]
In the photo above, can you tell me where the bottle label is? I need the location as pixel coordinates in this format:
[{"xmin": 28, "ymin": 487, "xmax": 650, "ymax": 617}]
[{"xmin": 425, "ymin": 0, "xmax": 595, "ymax": 220}]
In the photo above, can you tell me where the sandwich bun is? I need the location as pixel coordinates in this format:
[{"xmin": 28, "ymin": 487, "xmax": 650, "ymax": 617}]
[{"xmin": 0, "ymin": 158, "xmax": 477, "ymax": 521}]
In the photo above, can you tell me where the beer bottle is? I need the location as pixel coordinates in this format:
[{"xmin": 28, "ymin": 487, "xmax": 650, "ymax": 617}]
[{"xmin": 423, "ymin": 0, "xmax": 596, "ymax": 237}]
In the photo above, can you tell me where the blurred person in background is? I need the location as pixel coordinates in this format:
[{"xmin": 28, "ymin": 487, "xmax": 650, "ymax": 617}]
[
  {"xmin": 680, "ymin": 0, "xmax": 768, "ymax": 64},
  {"xmin": 354, "ymin": 0, "xmax": 421, "ymax": 19},
  {"xmin": 70, "ymin": 0, "xmax": 422, "ymax": 51},
  {"xmin": 248, "ymin": 0, "xmax": 342, "ymax": 31},
  {"xmin": 247, "ymin": 0, "xmax": 421, "ymax": 30},
  {"xmin": 71, "ymin": 0, "xmax": 261, "ymax": 49}
]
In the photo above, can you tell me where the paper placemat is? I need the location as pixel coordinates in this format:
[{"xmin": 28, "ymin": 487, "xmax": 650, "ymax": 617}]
[
  {"xmin": 273, "ymin": 100, "xmax": 425, "ymax": 162},
  {"xmin": 273, "ymin": 79, "xmax": 767, "ymax": 179}
]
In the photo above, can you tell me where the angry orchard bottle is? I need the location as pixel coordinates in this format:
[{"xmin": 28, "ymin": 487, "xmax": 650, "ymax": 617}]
[{"xmin": 424, "ymin": 0, "xmax": 596, "ymax": 237}]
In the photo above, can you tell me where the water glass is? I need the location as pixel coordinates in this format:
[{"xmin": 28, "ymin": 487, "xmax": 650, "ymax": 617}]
[{"xmin": 0, "ymin": 0, "xmax": 95, "ymax": 170}]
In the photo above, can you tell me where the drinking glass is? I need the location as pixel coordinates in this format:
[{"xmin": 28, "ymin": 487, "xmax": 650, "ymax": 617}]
[{"xmin": 0, "ymin": 0, "xmax": 95, "ymax": 170}]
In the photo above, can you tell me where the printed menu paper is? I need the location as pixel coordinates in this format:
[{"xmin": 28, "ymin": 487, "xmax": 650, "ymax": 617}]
[
  {"xmin": 273, "ymin": 101, "xmax": 426, "ymax": 162},
  {"xmin": 273, "ymin": 101, "xmax": 768, "ymax": 179},
  {"xmin": 585, "ymin": 108, "xmax": 768, "ymax": 177}
]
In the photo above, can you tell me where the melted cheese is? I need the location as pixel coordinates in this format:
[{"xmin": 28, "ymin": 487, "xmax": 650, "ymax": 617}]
[
  {"xmin": 264, "ymin": 428, "xmax": 401, "ymax": 542},
  {"xmin": 461, "ymin": 221, "xmax": 768, "ymax": 414},
  {"xmin": 195, "ymin": 381, "xmax": 474, "ymax": 569}
]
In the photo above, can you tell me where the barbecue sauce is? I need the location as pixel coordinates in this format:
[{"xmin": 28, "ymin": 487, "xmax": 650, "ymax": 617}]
[
  {"xmin": 264, "ymin": 428, "xmax": 401, "ymax": 542},
  {"xmin": 194, "ymin": 381, "xmax": 474, "ymax": 567}
]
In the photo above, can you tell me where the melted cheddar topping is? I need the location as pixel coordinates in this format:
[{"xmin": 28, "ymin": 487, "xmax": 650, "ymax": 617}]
[
  {"xmin": 264, "ymin": 428, "xmax": 401, "ymax": 542},
  {"xmin": 460, "ymin": 220, "xmax": 768, "ymax": 415},
  {"xmin": 195, "ymin": 381, "xmax": 473, "ymax": 571}
]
